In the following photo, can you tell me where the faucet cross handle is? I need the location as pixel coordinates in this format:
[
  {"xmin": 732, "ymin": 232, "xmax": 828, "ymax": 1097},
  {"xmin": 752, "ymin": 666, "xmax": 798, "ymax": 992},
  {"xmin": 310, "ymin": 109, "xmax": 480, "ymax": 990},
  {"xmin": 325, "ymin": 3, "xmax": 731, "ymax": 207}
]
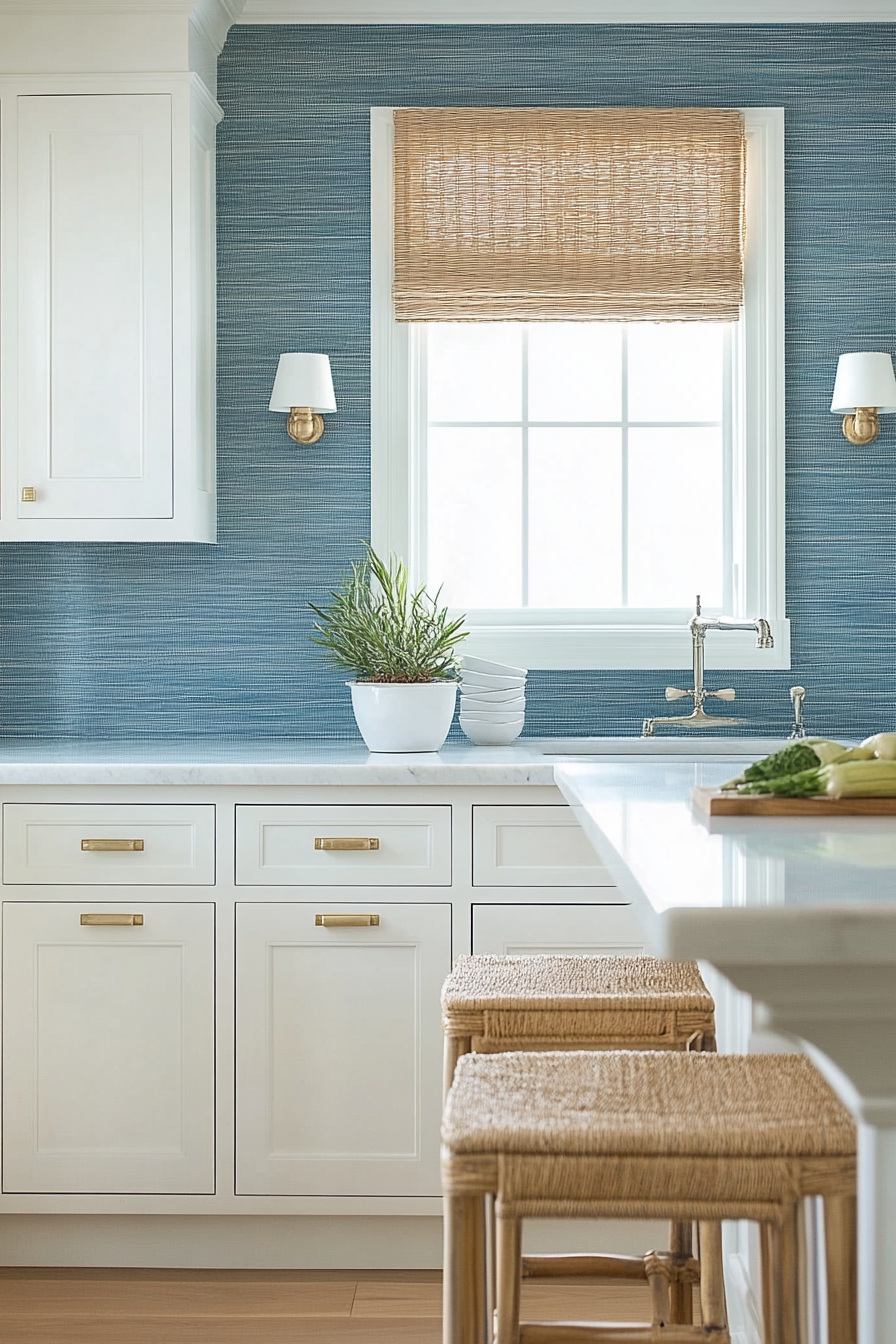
[
  {"xmin": 665, "ymin": 687, "xmax": 692, "ymax": 702},
  {"xmin": 707, "ymin": 688, "xmax": 736, "ymax": 701}
]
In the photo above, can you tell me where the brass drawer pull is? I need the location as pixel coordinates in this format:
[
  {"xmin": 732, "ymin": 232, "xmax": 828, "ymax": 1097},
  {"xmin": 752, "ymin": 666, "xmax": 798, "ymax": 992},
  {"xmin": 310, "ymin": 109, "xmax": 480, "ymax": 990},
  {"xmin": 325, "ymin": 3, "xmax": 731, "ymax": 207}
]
[
  {"xmin": 314, "ymin": 837, "xmax": 380, "ymax": 852},
  {"xmin": 80, "ymin": 913, "xmax": 144, "ymax": 927},
  {"xmin": 81, "ymin": 839, "xmax": 145, "ymax": 852},
  {"xmin": 315, "ymin": 913, "xmax": 380, "ymax": 928}
]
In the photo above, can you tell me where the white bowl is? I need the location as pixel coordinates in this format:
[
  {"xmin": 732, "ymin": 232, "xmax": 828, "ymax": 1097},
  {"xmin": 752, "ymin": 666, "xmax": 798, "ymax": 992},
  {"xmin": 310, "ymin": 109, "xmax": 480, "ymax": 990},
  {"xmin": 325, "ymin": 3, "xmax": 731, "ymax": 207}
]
[
  {"xmin": 459, "ymin": 711, "xmax": 525, "ymax": 725},
  {"xmin": 461, "ymin": 695, "xmax": 526, "ymax": 714},
  {"xmin": 460, "ymin": 670, "xmax": 527, "ymax": 691},
  {"xmin": 459, "ymin": 684, "xmax": 526, "ymax": 703},
  {"xmin": 461, "ymin": 655, "xmax": 528, "ymax": 677},
  {"xmin": 460, "ymin": 718, "xmax": 525, "ymax": 746}
]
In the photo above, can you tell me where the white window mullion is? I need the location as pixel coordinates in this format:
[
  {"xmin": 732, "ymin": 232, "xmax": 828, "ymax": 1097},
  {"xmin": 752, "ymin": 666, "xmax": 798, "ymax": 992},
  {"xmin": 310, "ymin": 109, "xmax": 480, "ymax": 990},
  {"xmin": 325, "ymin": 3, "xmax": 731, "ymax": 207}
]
[
  {"xmin": 521, "ymin": 327, "xmax": 530, "ymax": 608},
  {"xmin": 621, "ymin": 325, "xmax": 630, "ymax": 609}
]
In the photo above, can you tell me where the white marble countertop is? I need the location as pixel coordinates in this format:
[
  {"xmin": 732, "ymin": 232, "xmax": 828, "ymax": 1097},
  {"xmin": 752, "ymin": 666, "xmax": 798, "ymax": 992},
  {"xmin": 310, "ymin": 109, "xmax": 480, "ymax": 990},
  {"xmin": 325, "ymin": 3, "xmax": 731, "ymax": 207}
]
[
  {"xmin": 0, "ymin": 740, "xmax": 560, "ymax": 786},
  {"xmin": 0, "ymin": 738, "xmax": 784, "ymax": 786},
  {"xmin": 554, "ymin": 758, "xmax": 896, "ymax": 967}
]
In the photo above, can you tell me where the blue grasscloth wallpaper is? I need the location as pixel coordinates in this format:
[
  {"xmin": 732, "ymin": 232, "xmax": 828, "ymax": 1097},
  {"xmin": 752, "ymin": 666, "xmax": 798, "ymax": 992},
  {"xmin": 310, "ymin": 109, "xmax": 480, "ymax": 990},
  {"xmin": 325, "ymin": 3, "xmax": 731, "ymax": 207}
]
[{"xmin": 1, "ymin": 23, "xmax": 894, "ymax": 741}]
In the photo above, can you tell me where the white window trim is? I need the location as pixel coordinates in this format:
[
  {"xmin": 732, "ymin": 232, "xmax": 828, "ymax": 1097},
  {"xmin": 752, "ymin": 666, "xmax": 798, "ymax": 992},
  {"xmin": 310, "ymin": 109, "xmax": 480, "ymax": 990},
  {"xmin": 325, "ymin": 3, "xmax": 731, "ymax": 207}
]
[{"xmin": 371, "ymin": 105, "xmax": 789, "ymax": 671}]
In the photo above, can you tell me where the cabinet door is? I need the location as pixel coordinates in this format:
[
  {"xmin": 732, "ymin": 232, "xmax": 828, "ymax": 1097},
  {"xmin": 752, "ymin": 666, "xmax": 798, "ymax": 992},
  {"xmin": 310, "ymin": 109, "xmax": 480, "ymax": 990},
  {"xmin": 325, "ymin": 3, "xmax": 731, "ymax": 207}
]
[
  {"xmin": 473, "ymin": 904, "xmax": 644, "ymax": 956},
  {"xmin": 16, "ymin": 94, "xmax": 173, "ymax": 520},
  {"xmin": 236, "ymin": 902, "xmax": 450, "ymax": 1196},
  {"xmin": 3, "ymin": 902, "xmax": 215, "ymax": 1194}
]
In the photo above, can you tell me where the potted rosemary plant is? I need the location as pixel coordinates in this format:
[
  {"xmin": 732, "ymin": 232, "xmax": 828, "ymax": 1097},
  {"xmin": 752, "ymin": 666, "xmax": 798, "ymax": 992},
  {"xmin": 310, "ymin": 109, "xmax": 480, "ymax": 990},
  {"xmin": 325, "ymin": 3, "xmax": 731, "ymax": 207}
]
[{"xmin": 309, "ymin": 545, "xmax": 468, "ymax": 752}]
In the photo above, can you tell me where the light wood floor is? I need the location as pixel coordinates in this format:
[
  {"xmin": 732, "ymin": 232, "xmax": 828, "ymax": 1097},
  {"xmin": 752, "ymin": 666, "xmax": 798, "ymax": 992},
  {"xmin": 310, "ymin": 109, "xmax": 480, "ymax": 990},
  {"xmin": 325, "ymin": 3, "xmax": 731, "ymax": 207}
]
[{"xmin": 0, "ymin": 1268, "xmax": 669, "ymax": 1343}]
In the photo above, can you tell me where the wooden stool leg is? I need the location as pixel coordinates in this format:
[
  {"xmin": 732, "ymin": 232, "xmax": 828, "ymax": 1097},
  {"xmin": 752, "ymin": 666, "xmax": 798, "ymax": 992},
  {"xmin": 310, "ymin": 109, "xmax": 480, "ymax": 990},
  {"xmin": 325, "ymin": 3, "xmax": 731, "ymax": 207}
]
[
  {"xmin": 760, "ymin": 1221, "xmax": 777, "ymax": 1344},
  {"xmin": 444, "ymin": 1192, "xmax": 487, "ymax": 1344},
  {"xmin": 495, "ymin": 1211, "xmax": 523, "ymax": 1344},
  {"xmin": 825, "ymin": 1193, "xmax": 857, "ymax": 1344},
  {"xmin": 762, "ymin": 1207, "xmax": 802, "ymax": 1344},
  {"xmin": 697, "ymin": 1220, "xmax": 728, "ymax": 1334},
  {"xmin": 487, "ymin": 1194, "xmax": 497, "ymax": 1338},
  {"xmin": 668, "ymin": 1219, "xmax": 694, "ymax": 1324},
  {"xmin": 444, "ymin": 1034, "xmax": 472, "ymax": 1103}
]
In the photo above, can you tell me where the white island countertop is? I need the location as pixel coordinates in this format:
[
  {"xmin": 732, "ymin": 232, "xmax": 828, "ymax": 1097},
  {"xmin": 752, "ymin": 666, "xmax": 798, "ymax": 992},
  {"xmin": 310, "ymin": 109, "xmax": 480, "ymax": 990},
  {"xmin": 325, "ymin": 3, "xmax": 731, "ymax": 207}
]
[{"xmin": 554, "ymin": 757, "xmax": 896, "ymax": 1344}]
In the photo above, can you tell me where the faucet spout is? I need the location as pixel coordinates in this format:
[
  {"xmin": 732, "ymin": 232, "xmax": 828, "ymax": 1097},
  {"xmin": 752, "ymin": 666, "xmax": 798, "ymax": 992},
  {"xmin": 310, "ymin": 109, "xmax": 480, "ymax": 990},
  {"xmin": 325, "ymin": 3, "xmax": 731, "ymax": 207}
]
[{"xmin": 641, "ymin": 595, "xmax": 774, "ymax": 737}]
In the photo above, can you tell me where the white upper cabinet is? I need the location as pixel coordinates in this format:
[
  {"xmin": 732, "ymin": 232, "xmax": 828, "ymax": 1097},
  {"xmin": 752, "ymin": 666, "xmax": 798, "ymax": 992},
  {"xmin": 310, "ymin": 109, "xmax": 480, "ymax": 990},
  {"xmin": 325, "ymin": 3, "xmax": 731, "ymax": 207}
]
[{"xmin": 0, "ymin": 78, "xmax": 220, "ymax": 541}]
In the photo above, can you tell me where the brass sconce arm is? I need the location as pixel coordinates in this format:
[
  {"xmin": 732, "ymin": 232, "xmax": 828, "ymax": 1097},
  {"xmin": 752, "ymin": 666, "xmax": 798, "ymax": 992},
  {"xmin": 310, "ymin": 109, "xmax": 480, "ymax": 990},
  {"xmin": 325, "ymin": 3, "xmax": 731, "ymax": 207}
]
[
  {"xmin": 841, "ymin": 407, "xmax": 880, "ymax": 446},
  {"xmin": 286, "ymin": 406, "xmax": 325, "ymax": 445}
]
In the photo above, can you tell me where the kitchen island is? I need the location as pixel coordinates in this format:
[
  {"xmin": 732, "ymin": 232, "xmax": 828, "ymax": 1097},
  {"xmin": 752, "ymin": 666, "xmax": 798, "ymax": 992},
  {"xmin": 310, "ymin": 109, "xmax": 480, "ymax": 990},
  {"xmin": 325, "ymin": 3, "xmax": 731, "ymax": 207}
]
[{"xmin": 554, "ymin": 758, "xmax": 896, "ymax": 1344}]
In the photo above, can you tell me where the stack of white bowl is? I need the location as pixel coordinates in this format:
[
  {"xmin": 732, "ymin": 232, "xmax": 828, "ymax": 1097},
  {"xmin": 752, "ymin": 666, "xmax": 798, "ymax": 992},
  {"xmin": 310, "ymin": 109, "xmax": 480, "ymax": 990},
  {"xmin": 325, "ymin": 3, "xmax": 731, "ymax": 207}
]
[{"xmin": 458, "ymin": 656, "xmax": 527, "ymax": 745}]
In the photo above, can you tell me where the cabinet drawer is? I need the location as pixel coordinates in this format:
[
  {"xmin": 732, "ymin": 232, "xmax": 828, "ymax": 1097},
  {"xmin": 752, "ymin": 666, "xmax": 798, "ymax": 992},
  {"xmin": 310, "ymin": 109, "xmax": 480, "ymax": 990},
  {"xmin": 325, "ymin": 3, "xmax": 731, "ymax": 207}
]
[
  {"xmin": 236, "ymin": 806, "xmax": 451, "ymax": 887},
  {"xmin": 473, "ymin": 805, "xmax": 613, "ymax": 887},
  {"xmin": 2, "ymin": 805, "xmax": 215, "ymax": 886},
  {"xmin": 473, "ymin": 904, "xmax": 643, "ymax": 956}
]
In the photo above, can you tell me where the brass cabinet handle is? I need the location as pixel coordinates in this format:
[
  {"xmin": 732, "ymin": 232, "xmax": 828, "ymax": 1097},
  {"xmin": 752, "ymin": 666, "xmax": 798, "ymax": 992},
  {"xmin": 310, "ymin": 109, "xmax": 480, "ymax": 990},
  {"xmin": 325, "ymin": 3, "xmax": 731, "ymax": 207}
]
[
  {"xmin": 21, "ymin": 486, "xmax": 36, "ymax": 503},
  {"xmin": 315, "ymin": 913, "xmax": 380, "ymax": 928},
  {"xmin": 314, "ymin": 837, "xmax": 380, "ymax": 852},
  {"xmin": 81, "ymin": 839, "xmax": 145, "ymax": 852},
  {"xmin": 80, "ymin": 913, "xmax": 144, "ymax": 927}
]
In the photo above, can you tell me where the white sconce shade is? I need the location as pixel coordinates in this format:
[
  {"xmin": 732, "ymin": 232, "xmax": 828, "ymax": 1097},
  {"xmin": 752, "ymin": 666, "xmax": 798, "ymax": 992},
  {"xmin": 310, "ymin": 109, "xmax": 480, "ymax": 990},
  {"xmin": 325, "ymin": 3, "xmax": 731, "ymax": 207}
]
[
  {"xmin": 269, "ymin": 353, "xmax": 336, "ymax": 445},
  {"xmin": 269, "ymin": 353, "xmax": 337, "ymax": 413},
  {"xmin": 831, "ymin": 352, "xmax": 896, "ymax": 413},
  {"xmin": 830, "ymin": 352, "xmax": 896, "ymax": 445}
]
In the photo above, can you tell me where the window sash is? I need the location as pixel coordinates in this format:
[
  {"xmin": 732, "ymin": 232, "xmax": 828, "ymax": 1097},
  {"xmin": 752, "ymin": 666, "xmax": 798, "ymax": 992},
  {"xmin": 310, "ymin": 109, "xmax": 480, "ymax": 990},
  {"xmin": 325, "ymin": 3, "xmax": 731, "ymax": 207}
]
[{"xmin": 421, "ymin": 321, "xmax": 734, "ymax": 615}]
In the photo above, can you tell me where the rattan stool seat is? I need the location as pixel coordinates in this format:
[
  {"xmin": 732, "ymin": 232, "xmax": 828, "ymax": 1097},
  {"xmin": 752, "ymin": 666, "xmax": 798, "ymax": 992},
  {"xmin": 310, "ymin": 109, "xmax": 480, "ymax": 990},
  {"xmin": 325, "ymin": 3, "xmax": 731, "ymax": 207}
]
[
  {"xmin": 441, "ymin": 1050, "xmax": 857, "ymax": 1344},
  {"xmin": 443, "ymin": 1049, "xmax": 855, "ymax": 1162},
  {"xmin": 442, "ymin": 955, "xmax": 715, "ymax": 1052}
]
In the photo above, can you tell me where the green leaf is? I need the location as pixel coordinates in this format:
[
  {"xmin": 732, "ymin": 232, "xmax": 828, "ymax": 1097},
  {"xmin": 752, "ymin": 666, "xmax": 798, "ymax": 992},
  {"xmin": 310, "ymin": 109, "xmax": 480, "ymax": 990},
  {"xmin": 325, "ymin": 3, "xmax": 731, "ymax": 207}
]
[{"xmin": 308, "ymin": 543, "xmax": 468, "ymax": 682}]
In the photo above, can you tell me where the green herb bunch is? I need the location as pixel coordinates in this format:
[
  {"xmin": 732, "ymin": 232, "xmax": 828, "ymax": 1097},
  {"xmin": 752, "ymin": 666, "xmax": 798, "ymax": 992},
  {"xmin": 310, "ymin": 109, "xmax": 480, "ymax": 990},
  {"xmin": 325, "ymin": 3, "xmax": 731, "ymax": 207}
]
[{"xmin": 309, "ymin": 544, "xmax": 468, "ymax": 683}]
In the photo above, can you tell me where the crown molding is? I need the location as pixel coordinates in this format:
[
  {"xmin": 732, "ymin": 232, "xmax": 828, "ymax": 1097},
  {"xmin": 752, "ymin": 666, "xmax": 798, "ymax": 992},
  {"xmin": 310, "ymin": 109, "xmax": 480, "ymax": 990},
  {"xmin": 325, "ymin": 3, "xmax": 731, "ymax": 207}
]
[
  {"xmin": 237, "ymin": 0, "xmax": 896, "ymax": 21},
  {"xmin": 192, "ymin": 0, "xmax": 246, "ymax": 52}
]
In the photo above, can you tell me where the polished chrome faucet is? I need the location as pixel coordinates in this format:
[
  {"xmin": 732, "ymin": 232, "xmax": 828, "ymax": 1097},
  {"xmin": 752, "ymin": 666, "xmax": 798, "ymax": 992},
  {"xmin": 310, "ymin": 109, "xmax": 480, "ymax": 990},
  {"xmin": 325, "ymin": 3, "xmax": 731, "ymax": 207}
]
[
  {"xmin": 641, "ymin": 595, "xmax": 774, "ymax": 737},
  {"xmin": 789, "ymin": 686, "xmax": 807, "ymax": 740}
]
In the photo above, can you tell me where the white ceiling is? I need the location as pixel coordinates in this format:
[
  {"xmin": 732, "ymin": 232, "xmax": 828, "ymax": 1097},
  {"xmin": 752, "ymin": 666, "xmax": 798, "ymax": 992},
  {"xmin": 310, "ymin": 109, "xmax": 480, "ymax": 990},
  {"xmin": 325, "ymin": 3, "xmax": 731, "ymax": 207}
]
[{"xmin": 238, "ymin": 0, "xmax": 896, "ymax": 21}]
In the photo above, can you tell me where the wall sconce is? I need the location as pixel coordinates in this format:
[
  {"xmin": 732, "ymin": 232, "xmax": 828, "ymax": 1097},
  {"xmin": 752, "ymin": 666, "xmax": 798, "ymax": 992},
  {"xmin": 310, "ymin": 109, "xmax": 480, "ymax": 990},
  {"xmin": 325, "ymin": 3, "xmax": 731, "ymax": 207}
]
[
  {"xmin": 269, "ymin": 353, "xmax": 337, "ymax": 445},
  {"xmin": 830, "ymin": 352, "xmax": 896, "ymax": 445}
]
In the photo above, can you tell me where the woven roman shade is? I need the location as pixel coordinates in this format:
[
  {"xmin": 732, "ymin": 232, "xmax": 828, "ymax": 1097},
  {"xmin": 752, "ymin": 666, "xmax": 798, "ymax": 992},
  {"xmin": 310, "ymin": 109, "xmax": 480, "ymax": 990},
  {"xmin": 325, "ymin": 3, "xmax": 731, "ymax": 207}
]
[{"xmin": 392, "ymin": 107, "xmax": 746, "ymax": 322}]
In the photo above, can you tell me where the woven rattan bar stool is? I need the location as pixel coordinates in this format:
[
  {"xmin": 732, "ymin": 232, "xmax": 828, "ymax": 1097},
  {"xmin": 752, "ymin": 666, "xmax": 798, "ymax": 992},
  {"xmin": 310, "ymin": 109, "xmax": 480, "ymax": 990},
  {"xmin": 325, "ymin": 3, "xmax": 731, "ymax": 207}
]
[
  {"xmin": 442, "ymin": 1050, "xmax": 857, "ymax": 1344},
  {"xmin": 441, "ymin": 956, "xmax": 717, "ymax": 1095},
  {"xmin": 441, "ymin": 955, "xmax": 717, "ymax": 1329}
]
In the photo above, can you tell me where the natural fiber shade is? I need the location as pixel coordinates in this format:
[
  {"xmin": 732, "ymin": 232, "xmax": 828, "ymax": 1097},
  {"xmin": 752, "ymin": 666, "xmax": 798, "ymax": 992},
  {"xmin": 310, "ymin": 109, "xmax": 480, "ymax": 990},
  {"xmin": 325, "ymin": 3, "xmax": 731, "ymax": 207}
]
[
  {"xmin": 442, "ymin": 1051, "xmax": 856, "ymax": 1159},
  {"xmin": 393, "ymin": 107, "xmax": 746, "ymax": 322}
]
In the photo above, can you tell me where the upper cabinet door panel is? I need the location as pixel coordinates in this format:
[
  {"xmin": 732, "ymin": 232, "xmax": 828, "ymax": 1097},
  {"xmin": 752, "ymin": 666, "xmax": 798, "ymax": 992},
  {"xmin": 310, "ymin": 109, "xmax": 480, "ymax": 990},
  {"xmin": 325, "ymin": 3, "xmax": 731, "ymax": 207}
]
[{"xmin": 17, "ymin": 94, "xmax": 173, "ymax": 520}]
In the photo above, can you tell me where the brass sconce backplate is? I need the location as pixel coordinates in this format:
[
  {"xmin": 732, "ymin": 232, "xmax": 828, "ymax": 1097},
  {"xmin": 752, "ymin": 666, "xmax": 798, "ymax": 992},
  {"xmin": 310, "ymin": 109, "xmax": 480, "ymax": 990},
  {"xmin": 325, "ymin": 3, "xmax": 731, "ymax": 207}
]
[
  {"xmin": 286, "ymin": 406, "xmax": 325, "ymax": 445},
  {"xmin": 842, "ymin": 406, "xmax": 880, "ymax": 445}
]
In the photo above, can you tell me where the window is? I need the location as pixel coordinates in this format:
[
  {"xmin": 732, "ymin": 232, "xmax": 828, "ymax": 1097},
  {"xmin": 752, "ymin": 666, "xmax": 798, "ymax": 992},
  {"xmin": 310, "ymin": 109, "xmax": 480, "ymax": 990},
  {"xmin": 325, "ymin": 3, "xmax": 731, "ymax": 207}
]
[{"xmin": 371, "ymin": 107, "xmax": 788, "ymax": 671}]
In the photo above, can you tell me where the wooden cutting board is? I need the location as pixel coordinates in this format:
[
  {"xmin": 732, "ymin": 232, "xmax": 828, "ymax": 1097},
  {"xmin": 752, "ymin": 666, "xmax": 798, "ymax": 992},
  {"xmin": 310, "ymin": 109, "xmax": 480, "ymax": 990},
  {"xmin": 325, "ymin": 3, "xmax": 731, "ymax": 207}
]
[{"xmin": 692, "ymin": 787, "xmax": 896, "ymax": 817}]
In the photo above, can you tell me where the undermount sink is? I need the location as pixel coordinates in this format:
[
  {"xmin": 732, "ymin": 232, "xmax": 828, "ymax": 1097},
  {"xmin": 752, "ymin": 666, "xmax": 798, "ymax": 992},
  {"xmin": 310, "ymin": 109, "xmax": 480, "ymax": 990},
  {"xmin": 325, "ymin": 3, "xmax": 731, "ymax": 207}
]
[{"xmin": 532, "ymin": 737, "xmax": 790, "ymax": 757}]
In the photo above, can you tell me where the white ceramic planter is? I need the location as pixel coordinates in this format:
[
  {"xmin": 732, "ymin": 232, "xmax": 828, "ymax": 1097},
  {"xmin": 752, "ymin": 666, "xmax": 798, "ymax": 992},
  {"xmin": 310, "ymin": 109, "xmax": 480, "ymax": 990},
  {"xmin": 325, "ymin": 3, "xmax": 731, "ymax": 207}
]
[{"xmin": 348, "ymin": 680, "xmax": 458, "ymax": 753}]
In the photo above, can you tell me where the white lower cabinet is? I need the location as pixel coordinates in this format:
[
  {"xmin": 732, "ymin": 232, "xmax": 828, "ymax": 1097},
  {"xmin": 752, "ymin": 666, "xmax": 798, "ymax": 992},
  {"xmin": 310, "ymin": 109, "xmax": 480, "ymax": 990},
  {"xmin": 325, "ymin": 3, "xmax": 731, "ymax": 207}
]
[
  {"xmin": 473, "ymin": 903, "xmax": 644, "ymax": 957},
  {"xmin": 236, "ymin": 901, "xmax": 451, "ymax": 1197},
  {"xmin": 2, "ymin": 901, "xmax": 215, "ymax": 1195}
]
